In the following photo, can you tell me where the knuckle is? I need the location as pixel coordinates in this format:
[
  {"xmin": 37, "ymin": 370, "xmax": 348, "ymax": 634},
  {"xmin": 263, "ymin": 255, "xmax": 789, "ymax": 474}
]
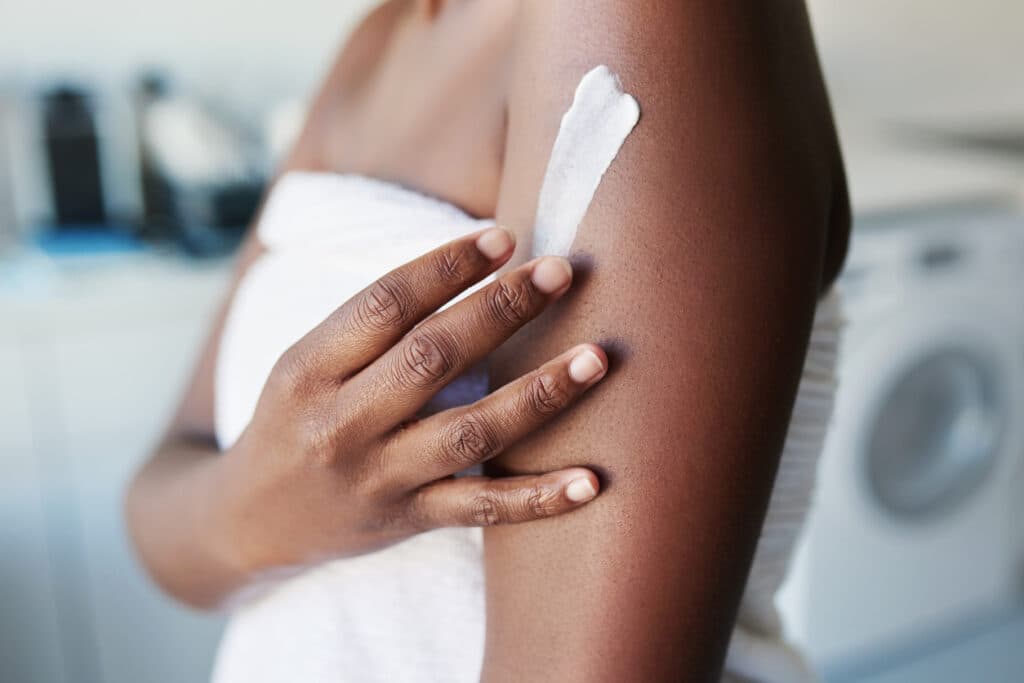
[
  {"xmin": 398, "ymin": 328, "xmax": 458, "ymax": 387},
  {"xmin": 357, "ymin": 274, "xmax": 413, "ymax": 331},
  {"xmin": 433, "ymin": 244, "xmax": 473, "ymax": 284},
  {"xmin": 298, "ymin": 415, "xmax": 339, "ymax": 466},
  {"xmin": 368, "ymin": 502, "xmax": 406, "ymax": 534},
  {"xmin": 470, "ymin": 494, "xmax": 502, "ymax": 527},
  {"xmin": 441, "ymin": 416, "xmax": 500, "ymax": 467},
  {"xmin": 347, "ymin": 449, "xmax": 387, "ymax": 497},
  {"xmin": 402, "ymin": 496, "xmax": 428, "ymax": 532},
  {"xmin": 270, "ymin": 345, "xmax": 319, "ymax": 400},
  {"xmin": 525, "ymin": 483, "xmax": 559, "ymax": 519},
  {"xmin": 268, "ymin": 351, "xmax": 346, "ymax": 464},
  {"xmin": 403, "ymin": 490, "xmax": 439, "ymax": 533},
  {"xmin": 485, "ymin": 279, "xmax": 533, "ymax": 328},
  {"xmin": 526, "ymin": 372, "xmax": 571, "ymax": 417}
]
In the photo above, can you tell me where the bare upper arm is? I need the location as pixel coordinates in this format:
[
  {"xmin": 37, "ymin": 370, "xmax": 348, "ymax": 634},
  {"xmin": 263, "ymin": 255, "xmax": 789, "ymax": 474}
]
[{"xmin": 484, "ymin": 2, "xmax": 847, "ymax": 680}]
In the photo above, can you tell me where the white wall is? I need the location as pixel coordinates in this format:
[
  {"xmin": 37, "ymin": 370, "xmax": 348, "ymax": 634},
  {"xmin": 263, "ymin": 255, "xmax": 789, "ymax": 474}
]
[
  {"xmin": 0, "ymin": 0, "xmax": 379, "ymax": 108},
  {"xmin": 4, "ymin": 0, "xmax": 1023, "ymax": 124},
  {"xmin": 4, "ymin": 0, "xmax": 1023, "ymax": 113},
  {"xmin": 807, "ymin": 0, "xmax": 1024, "ymax": 121}
]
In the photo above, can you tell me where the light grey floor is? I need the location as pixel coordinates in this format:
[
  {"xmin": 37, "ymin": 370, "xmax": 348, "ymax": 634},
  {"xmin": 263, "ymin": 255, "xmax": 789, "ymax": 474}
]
[{"xmin": 828, "ymin": 608, "xmax": 1024, "ymax": 683}]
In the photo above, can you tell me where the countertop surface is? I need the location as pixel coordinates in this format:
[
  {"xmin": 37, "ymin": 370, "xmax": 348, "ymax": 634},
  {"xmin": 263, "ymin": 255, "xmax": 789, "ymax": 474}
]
[{"xmin": 0, "ymin": 246, "xmax": 231, "ymax": 338}]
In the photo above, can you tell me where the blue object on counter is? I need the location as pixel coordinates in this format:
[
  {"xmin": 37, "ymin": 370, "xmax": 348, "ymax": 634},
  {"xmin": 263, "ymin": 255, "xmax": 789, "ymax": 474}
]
[{"xmin": 33, "ymin": 225, "xmax": 144, "ymax": 256}]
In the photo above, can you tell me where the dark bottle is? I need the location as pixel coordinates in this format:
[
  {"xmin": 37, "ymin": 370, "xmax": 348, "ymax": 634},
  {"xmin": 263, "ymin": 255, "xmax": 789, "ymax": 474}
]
[{"xmin": 43, "ymin": 86, "xmax": 106, "ymax": 226}]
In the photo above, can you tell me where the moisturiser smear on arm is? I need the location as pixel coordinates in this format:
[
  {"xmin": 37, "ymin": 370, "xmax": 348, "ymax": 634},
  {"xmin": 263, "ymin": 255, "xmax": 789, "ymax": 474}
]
[{"xmin": 531, "ymin": 65, "xmax": 641, "ymax": 258}]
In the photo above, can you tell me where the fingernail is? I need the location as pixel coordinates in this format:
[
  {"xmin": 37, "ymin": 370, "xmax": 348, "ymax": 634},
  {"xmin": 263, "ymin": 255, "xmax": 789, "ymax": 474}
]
[
  {"xmin": 568, "ymin": 349, "xmax": 606, "ymax": 384},
  {"xmin": 565, "ymin": 477, "xmax": 597, "ymax": 503},
  {"xmin": 476, "ymin": 227, "xmax": 515, "ymax": 261},
  {"xmin": 531, "ymin": 257, "xmax": 572, "ymax": 294}
]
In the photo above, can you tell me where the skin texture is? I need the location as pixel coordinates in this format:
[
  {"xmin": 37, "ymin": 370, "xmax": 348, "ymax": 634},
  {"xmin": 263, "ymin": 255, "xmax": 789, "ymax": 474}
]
[
  {"xmin": 484, "ymin": 2, "xmax": 849, "ymax": 680},
  {"xmin": 126, "ymin": 0, "xmax": 851, "ymax": 678}
]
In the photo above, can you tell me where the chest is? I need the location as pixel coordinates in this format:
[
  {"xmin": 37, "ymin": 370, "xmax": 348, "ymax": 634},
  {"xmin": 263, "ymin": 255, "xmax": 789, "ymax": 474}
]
[{"xmin": 318, "ymin": 15, "xmax": 512, "ymax": 218}]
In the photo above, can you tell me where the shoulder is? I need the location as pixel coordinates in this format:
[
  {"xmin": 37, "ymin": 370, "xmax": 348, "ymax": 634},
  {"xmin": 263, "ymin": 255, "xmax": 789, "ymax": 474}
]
[
  {"xmin": 332, "ymin": 0, "xmax": 407, "ymax": 93},
  {"xmin": 499, "ymin": 1, "xmax": 849, "ymax": 290},
  {"xmin": 286, "ymin": 1, "xmax": 407, "ymax": 170}
]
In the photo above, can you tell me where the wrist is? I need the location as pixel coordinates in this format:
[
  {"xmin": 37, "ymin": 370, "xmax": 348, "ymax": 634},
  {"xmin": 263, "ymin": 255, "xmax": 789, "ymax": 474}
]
[{"xmin": 193, "ymin": 448, "xmax": 258, "ymax": 601}]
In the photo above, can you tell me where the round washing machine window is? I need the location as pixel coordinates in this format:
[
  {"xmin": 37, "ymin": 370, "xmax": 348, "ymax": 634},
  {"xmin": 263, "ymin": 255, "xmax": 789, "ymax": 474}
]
[{"xmin": 866, "ymin": 347, "xmax": 1006, "ymax": 520}]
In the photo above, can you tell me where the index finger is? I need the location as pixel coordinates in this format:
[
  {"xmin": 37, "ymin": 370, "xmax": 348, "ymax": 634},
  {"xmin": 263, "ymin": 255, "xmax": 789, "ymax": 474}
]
[{"xmin": 289, "ymin": 227, "xmax": 516, "ymax": 381}]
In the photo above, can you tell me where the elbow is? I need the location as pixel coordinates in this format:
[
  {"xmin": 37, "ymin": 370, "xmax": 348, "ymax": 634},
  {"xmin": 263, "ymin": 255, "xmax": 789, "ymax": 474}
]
[
  {"xmin": 122, "ymin": 454, "xmax": 154, "ymax": 584},
  {"xmin": 822, "ymin": 162, "xmax": 852, "ymax": 290},
  {"xmin": 122, "ymin": 455, "xmax": 191, "ymax": 608}
]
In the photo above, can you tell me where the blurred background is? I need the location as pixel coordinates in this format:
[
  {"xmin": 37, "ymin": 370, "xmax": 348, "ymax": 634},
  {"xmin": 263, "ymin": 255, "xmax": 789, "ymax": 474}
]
[{"xmin": 1, "ymin": 1, "xmax": 1022, "ymax": 682}]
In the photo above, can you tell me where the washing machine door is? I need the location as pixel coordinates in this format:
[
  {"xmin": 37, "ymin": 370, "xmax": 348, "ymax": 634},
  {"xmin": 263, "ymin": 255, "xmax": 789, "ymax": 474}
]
[
  {"xmin": 782, "ymin": 288, "xmax": 1024, "ymax": 666},
  {"xmin": 864, "ymin": 343, "xmax": 1005, "ymax": 520},
  {"xmin": 850, "ymin": 293, "xmax": 1020, "ymax": 528}
]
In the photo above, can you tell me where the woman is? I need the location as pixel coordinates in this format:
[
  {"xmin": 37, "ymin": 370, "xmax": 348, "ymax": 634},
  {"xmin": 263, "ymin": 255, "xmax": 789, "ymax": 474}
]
[{"xmin": 126, "ymin": 1, "xmax": 850, "ymax": 681}]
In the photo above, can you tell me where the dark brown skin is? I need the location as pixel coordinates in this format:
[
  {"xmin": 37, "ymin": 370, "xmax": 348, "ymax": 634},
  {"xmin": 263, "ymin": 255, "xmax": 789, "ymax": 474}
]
[
  {"xmin": 126, "ymin": 0, "xmax": 850, "ymax": 680},
  {"xmin": 485, "ymin": 2, "xmax": 849, "ymax": 681}
]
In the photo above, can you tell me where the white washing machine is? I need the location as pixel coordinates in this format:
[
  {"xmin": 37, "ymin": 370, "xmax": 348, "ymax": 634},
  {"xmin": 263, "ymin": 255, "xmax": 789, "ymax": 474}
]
[{"xmin": 778, "ymin": 199, "xmax": 1024, "ymax": 672}]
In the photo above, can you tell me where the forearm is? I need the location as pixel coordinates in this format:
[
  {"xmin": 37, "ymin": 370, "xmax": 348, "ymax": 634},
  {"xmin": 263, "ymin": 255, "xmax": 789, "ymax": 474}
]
[{"xmin": 125, "ymin": 434, "xmax": 246, "ymax": 609}]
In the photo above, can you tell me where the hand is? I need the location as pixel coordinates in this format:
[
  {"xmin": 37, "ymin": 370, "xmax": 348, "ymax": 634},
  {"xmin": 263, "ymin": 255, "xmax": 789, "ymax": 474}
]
[{"xmin": 211, "ymin": 227, "xmax": 607, "ymax": 576}]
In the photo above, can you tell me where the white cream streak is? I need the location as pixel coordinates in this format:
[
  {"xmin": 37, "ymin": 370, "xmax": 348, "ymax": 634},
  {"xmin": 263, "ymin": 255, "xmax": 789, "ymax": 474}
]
[{"xmin": 531, "ymin": 65, "xmax": 641, "ymax": 258}]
